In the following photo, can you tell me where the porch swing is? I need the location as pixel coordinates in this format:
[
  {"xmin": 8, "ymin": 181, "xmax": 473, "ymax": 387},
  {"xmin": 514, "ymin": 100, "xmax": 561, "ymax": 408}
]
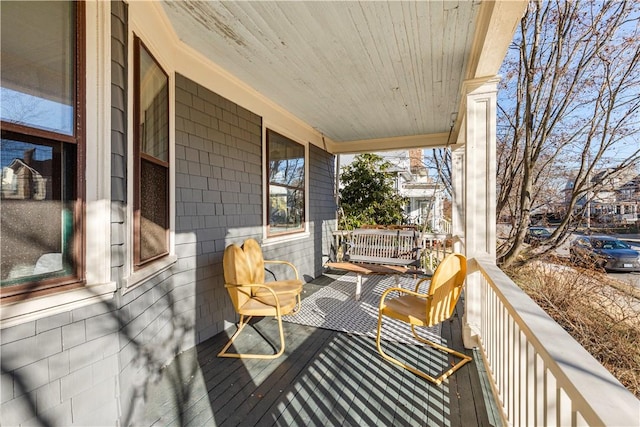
[{"xmin": 333, "ymin": 146, "xmax": 452, "ymax": 275}]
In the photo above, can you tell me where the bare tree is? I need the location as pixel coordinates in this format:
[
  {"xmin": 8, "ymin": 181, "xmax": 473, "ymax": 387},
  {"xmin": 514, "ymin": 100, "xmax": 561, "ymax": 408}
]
[
  {"xmin": 431, "ymin": 147, "xmax": 452, "ymax": 199},
  {"xmin": 496, "ymin": 0, "xmax": 640, "ymax": 267}
]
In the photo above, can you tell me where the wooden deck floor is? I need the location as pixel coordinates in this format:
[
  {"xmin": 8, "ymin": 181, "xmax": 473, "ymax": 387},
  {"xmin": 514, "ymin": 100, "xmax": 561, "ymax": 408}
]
[{"xmin": 141, "ymin": 276, "xmax": 496, "ymax": 427}]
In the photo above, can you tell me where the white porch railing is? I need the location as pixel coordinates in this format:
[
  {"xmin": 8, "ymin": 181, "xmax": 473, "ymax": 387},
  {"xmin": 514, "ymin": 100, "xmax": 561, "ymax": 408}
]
[
  {"xmin": 437, "ymin": 218, "xmax": 452, "ymax": 234},
  {"xmin": 418, "ymin": 232, "xmax": 450, "ymax": 270},
  {"xmin": 472, "ymin": 256, "xmax": 640, "ymax": 427}
]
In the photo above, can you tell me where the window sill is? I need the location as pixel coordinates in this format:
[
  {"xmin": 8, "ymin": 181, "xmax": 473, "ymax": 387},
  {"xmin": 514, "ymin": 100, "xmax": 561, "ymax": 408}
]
[
  {"xmin": 262, "ymin": 231, "xmax": 310, "ymax": 247},
  {"xmin": 0, "ymin": 281, "xmax": 117, "ymax": 329},
  {"xmin": 122, "ymin": 255, "xmax": 178, "ymax": 294}
]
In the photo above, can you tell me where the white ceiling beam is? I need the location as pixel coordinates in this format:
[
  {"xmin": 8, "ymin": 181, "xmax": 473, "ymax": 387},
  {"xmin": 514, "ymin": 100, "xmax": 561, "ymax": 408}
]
[
  {"xmin": 466, "ymin": 0, "xmax": 528, "ymax": 80},
  {"xmin": 451, "ymin": 0, "xmax": 528, "ymax": 144},
  {"xmin": 327, "ymin": 132, "xmax": 451, "ymax": 155}
]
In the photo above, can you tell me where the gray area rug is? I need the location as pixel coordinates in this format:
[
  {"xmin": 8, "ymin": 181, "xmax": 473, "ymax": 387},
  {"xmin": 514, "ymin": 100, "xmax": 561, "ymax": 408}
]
[{"xmin": 283, "ymin": 272, "xmax": 441, "ymax": 345}]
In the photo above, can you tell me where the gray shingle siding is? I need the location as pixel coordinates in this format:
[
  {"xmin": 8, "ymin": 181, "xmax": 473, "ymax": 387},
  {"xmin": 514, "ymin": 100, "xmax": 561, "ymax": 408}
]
[
  {"xmin": 0, "ymin": 300, "xmax": 121, "ymax": 426},
  {"xmin": 111, "ymin": 0, "xmax": 127, "ymax": 285},
  {"xmin": 174, "ymin": 73, "xmax": 263, "ymax": 348},
  {"xmin": 110, "ymin": 1, "xmax": 127, "ymax": 204},
  {"xmin": 309, "ymin": 144, "xmax": 338, "ymax": 274}
]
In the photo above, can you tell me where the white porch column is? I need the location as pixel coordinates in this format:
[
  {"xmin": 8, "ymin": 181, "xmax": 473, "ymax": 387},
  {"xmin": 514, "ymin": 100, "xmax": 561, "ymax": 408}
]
[
  {"xmin": 461, "ymin": 77, "xmax": 499, "ymax": 348},
  {"xmin": 451, "ymin": 143, "xmax": 465, "ymax": 254}
]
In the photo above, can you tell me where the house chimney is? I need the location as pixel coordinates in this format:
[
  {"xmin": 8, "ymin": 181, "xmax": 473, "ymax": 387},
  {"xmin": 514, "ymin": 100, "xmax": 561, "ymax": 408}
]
[
  {"xmin": 409, "ymin": 149, "xmax": 425, "ymax": 174},
  {"xmin": 23, "ymin": 148, "xmax": 35, "ymax": 166}
]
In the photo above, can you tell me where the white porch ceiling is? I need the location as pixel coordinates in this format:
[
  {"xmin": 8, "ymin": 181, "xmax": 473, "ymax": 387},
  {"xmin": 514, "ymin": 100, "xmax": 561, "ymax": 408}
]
[{"xmin": 160, "ymin": 1, "xmax": 526, "ymax": 153}]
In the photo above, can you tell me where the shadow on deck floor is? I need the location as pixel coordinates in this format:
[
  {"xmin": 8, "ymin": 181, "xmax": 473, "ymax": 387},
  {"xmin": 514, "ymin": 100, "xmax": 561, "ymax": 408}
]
[{"xmin": 140, "ymin": 276, "xmax": 496, "ymax": 427}]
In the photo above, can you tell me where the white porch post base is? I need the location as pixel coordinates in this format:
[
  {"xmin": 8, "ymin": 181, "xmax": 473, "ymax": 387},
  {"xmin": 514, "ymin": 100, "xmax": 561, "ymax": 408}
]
[{"xmin": 463, "ymin": 272, "xmax": 483, "ymax": 348}]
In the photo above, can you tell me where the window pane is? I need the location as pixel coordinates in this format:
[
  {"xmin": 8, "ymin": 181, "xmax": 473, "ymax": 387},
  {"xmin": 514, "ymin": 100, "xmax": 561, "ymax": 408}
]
[
  {"xmin": 1, "ymin": 138, "xmax": 76, "ymax": 285},
  {"xmin": 1, "ymin": 1, "xmax": 75, "ymax": 135},
  {"xmin": 268, "ymin": 134, "xmax": 304, "ymax": 187},
  {"xmin": 267, "ymin": 130, "xmax": 305, "ymax": 234},
  {"xmin": 139, "ymin": 48, "xmax": 168, "ymax": 162},
  {"xmin": 269, "ymin": 186, "xmax": 304, "ymax": 232},
  {"xmin": 140, "ymin": 159, "xmax": 168, "ymax": 261}
]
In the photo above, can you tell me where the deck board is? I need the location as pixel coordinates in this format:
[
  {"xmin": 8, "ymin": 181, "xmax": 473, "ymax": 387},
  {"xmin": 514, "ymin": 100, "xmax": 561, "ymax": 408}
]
[{"xmin": 141, "ymin": 277, "xmax": 494, "ymax": 427}]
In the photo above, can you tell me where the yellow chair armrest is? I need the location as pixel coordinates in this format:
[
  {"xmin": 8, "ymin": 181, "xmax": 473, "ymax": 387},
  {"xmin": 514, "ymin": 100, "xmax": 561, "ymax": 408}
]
[
  {"xmin": 263, "ymin": 259, "xmax": 300, "ymax": 280},
  {"xmin": 378, "ymin": 286, "xmax": 430, "ymax": 310},
  {"xmin": 413, "ymin": 276, "xmax": 432, "ymax": 293},
  {"xmin": 225, "ymin": 283, "xmax": 285, "ymax": 311},
  {"xmin": 225, "ymin": 282, "xmax": 278, "ymax": 291}
]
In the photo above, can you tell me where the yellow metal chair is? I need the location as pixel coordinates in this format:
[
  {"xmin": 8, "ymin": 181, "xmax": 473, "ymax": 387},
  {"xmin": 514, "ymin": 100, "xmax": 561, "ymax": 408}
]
[
  {"xmin": 218, "ymin": 241, "xmax": 301, "ymax": 359},
  {"xmin": 242, "ymin": 238, "xmax": 303, "ymax": 312},
  {"xmin": 375, "ymin": 253, "xmax": 472, "ymax": 385}
]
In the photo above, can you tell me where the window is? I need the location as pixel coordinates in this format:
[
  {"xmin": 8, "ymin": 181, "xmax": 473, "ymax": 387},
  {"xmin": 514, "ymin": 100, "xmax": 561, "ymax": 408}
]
[
  {"xmin": 1, "ymin": 1, "xmax": 84, "ymax": 299},
  {"xmin": 267, "ymin": 130, "xmax": 305, "ymax": 236},
  {"xmin": 134, "ymin": 37, "xmax": 169, "ymax": 268},
  {"xmin": 420, "ymin": 200, "xmax": 433, "ymax": 220}
]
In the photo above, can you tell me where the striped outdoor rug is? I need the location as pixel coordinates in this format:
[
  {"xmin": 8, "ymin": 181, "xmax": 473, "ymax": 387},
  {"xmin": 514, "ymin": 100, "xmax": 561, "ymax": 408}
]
[{"xmin": 282, "ymin": 272, "xmax": 441, "ymax": 345}]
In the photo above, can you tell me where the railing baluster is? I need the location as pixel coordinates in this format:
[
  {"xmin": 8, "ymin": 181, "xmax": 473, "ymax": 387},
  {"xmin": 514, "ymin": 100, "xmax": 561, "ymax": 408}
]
[
  {"xmin": 519, "ymin": 327, "xmax": 527, "ymax": 426},
  {"xmin": 547, "ymin": 373, "xmax": 557, "ymax": 427},
  {"xmin": 511, "ymin": 323, "xmax": 517, "ymax": 425},
  {"xmin": 559, "ymin": 388, "xmax": 572, "ymax": 427},
  {"xmin": 535, "ymin": 352, "xmax": 544, "ymax": 427},
  {"xmin": 503, "ymin": 309, "xmax": 509, "ymax": 419},
  {"xmin": 508, "ymin": 315, "xmax": 515, "ymax": 423},
  {"xmin": 526, "ymin": 342, "xmax": 535, "ymax": 426}
]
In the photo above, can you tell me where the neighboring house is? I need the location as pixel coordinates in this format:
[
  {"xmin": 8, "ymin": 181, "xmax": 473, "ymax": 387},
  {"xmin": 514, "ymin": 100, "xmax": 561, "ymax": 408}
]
[
  {"xmin": 1, "ymin": 158, "xmax": 47, "ymax": 200},
  {"xmin": 338, "ymin": 149, "xmax": 449, "ymax": 232},
  {"xmin": 402, "ymin": 150, "xmax": 449, "ymax": 232},
  {"xmin": 619, "ymin": 174, "xmax": 640, "ymax": 204},
  {"xmin": 1, "ymin": 2, "xmax": 637, "ymax": 426},
  {"xmin": 565, "ymin": 168, "xmax": 640, "ymax": 224},
  {"xmin": 599, "ymin": 172, "xmax": 640, "ymax": 223}
]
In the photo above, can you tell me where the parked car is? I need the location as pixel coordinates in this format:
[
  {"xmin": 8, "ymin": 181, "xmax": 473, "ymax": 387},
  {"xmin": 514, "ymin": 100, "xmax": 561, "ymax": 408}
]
[
  {"xmin": 530, "ymin": 212, "xmax": 562, "ymax": 225},
  {"xmin": 569, "ymin": 235, "xmax": 640, "ymax": 272},
  {"xmin": 525, "ymin": 226, "xmax": 552, "ymax": 245}
]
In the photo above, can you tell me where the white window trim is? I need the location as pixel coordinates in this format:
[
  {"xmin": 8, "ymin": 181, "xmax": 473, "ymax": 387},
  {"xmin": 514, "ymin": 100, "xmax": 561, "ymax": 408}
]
[
  {"xmin": 123, "ymin": 22, "xmax": 177, "ymax": 293},
  {"xmin": 262, "ymin": 122, "xmax": 310, "ymax": 245},
  {"xmin": 1, "ymin": 0, "xmax": 115, "ymax": 328}
]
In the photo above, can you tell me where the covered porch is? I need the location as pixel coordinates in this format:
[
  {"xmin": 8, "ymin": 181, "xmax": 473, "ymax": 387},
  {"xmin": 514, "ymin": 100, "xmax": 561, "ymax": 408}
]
[
  {"xmin": 140, "ymin": 259, "xmax": 639, "ymax": 427},
  {"xmin": 140, "ymin": 1, "xmax": 639, "ymax": 425},
  {"xmin": 2, "ymin": 1, "xmax": 638, "ymax": 426},
  {"xmin": 141, "ymin": 273, "xmax": 494, "ymax": 427}
]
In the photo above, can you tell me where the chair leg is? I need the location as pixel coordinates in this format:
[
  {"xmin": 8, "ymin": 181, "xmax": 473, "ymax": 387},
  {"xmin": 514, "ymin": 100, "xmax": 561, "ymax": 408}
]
[
  {"xmin": 409, "ymin": 324, "xmax": 472, "ymax": 383},
  {"xmin": 289, "ymin": 293, "xmax": 302, "ymax": 314},
  {"xmin": 375, "ymin": 313, "xmax": 472, "ymax": 385},
  {"xmin": 218, "ymin": 313, "xmax": 287, "ymax": 359}
]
